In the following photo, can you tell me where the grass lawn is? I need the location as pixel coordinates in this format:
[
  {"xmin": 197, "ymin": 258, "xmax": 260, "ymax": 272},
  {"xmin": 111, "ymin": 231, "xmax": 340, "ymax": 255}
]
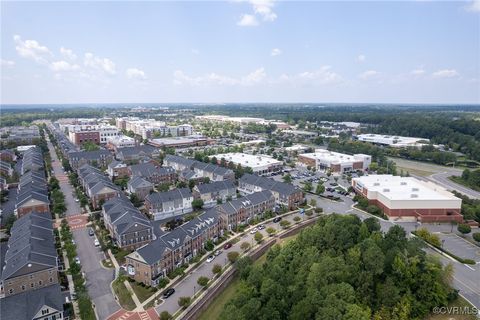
[
  {"xmin": 101, "ymin": 259, "xmax": 113, "ymax": 268},
  {"xmin": 112, "ymin": 278, "xmax": 136, "ymax": 311},
  {"xmin": 426, "ymin": 296, "xmax": 477, "ymax": 320},
  {"xmin": 144, "ymin": 297, "xmax": 162, "ymax": 309},
  {"xmin": 130, "ymin": 281, "xmax": 156, "ymax": 303},
  {"xmin": 395, "ymin": 165, "xmax": 435, "ymax": 177},
  {"xmin": 113, "ymin": 249, "xmax": 131, "ymax": 265},
  {"xmin": 449, "ymin": 176, "xmax": 480, "ymax": 192}
]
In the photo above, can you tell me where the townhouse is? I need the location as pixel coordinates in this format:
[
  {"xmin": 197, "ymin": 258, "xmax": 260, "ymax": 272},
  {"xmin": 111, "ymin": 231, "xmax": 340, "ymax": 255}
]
[
  {"xmin": 125, "ymin": 209, "xmax": 221, "ymax": 286},
  {"xmin": 0, "ymin": 149, "xmax": 17, "ymax": 162},
  {"xmin": 238, "ymin": 173, "xmax": 304, "ymax": 210},
  {"xmin": 116, "ymin": 145, "xmax": 160, "ymax": 163},
  {"xmin": 192, "ymin": 180, "xmax": 237, "ymax": 208},
  {"xmin": 128, "ymin": 162, "xmax": 177, "ymax": 185},
  {"xmin": 102, "ymin": 195, "xmax": 154, "ymax": 250},
  {"xmin": 68, "ymin": 150, "xmax": 114, "ymax": 170},
  {"xmin": 77, "ymin": 164, "xmax": 121, "ymax": 209},
  {"xmin": 127, "ymin": 176, "xmax": 154, "ymax": 201},
  {"xmin": 107, "ymin": 160, "xmax": 130, "ymax": 180},
  {"xmin": 217, "ymin": 190, "xmax": 275, "ymax": 230},
  {"xmin": 164, "ymin": 155, "xmax": 235, "ymax": 182},
  {"xmin": 144, "ymin": 188, "xmax": 193, "ymax": 221}
]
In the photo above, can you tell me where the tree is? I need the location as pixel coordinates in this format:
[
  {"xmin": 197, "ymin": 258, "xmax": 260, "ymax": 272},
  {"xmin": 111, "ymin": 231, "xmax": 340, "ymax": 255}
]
[
  {"xmin": 293, "ymin": 216, "xmax": 301, "ymax": 224},
  {"xmin": 254, "ymin": 232, "xmax": 263, "ymax": 243},
  {"xmin": 212, "ymin": 264, "xmax": 222, "ymax": 277},
  {"xmin": 303, "ymin": 182, "xmax": 312, "ymax": 193},
  {"xmin": 315, "ymin": 183, "xmax": 325, "ymax": 194},
  {"xmin": 192, "ymin": 198, "xmax": 204, "ymax": 210},
  {"xmin": 282, "ymin": 174, "xmax": 292, "ymax": 183},
  {"xmin": 240, "ymin": 242, "xmax": 251, "ymax": 251},
  {"xmin": 227, "ymin": 251, "xmax": 240, "ymax": 263},
  {"xmin": 266, "ymin": 227, "xmax": 276, "ymax": 236},
  {"xmin": 159, "ymin": 311, "xmax": 172, "ymax": 320},
  {"xmin": 197, "ymin": 276, "xmax": 209, "ymax": 288},
  {"xmin": 309, "ymin": 198, "xmax": 317, "ymax": 207},
  {"xmin": 279, "ymin": 220, "xmax": 291, "ymax": 229},
  {"xmin": 204, "ymin": 239, "xmax": 214, "ymax": 251},
  {"xmin": 178, "ymin": 296, "xmax": 191, "ymax": 309},
  {"xmin": 473, "ymin": 232, "xmax": 480, "ymax": 243},
  {"xmin": 457, "ymin": 224, "xmax": 472, "ymax": 235}
]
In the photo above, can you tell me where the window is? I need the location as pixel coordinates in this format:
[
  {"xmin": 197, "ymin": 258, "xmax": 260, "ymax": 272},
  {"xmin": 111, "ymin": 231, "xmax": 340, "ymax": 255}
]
[
  {"xmin": 49, "ymin": 277, "xmax": 53, "ymax": 283},
  {"xmin": 41, "ymin": 309, "xmax": 49, "ymax": 315},
  {"xmin": 31, "ymin": 283, "xmax": 34, "ymax": 288},
  {"xmin": 8, "ymin": 289, "xmax": 13, "ymax": 294},
  {"xmin": 39, "ymin": 280, "xmax": 43, "ymax": 286},
  {"xmin": 21, "ymin": 285, "xmax": 26, "ymax": 291}
]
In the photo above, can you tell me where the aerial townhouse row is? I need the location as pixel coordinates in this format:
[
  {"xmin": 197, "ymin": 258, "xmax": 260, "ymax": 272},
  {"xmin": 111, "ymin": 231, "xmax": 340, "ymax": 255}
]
[
  {"xmin": 14, "ymin": 147, "xmax": 50, "ymax": 218},
  {"xmin": 163, "ymin": 154, "xmax": 235, "ymax": 182},
  {"xmin": 68, "ymin": 150, "xmax": 114, "ymax": 170},
  {"xmin": 238, "ymin": 173, "xmax": 304, "ymax": 210},
  {"xmin": 102, "ymin": 195, "xmax": 154, "ymax": 250},
  {"xmin": 77, "ymin": 164, "xmax": 121, "ymax": 209},
  {"xmin": 126, "ymin": 189, "xmax": 276, "ymax": 286},
  {"xmin": 0, "ymin": 213, "xmax": 64, "ymax": 320},
  {"xmin": 192, "ymin": 180, "xmax": 237, "ymax": 208}
]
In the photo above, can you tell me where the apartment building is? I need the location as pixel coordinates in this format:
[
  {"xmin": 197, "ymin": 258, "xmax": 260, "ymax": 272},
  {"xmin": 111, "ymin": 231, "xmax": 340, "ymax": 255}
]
[
  {"xmin": 77, "ymin": 164, "xmax": 121, "ymax": 209},
  {"xmin": 192, "ymin": 180, "xmax": 237, "ymax": 208},
  {"xmin": 164, "ymin": 155, "xmax": 235, "ymax": 181},
  {"xmin": 128, "ymin": 162, "xmax": 177, "ymax": 185},
  {"xmin": 144, "ymin": 188, "xmax": 193, "ymax": 221},
  {"xmin": 68, "ymin": 150, "xmax": 114, "ymax": 170},
  {"xmin": 211, "ymin": 153, "xmax": 283, "ymax": 176}
]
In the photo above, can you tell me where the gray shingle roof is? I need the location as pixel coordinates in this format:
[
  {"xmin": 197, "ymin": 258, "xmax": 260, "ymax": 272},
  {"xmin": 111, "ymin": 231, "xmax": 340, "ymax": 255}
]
[
  {"xmin": 195, "ymin": 180, "xmax": 236, "ymax": 195},
  {"xmin": 219, "ymin": 190, "xmax": 274, "ymax": 215},
  {"xmin": 128, "ymin": 176, "xmax": 153, "ymax": 190},
  {"xmin": 240, "ymin": 173, "xmax": 300, "ymax": 197},
  {"xmin": 145, "ymin": 188, "xmax": 192, "ymax": 205}
]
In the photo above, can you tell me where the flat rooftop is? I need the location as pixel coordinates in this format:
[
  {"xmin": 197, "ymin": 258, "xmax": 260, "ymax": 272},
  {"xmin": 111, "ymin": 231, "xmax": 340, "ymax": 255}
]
[
  {"xmin": 212, "ymin": 153, "xmax": 282, "ymax": 168},
  {"xmin": 356, "ymin": 134, "xmax": 429, "ymax": 146},
  {"xmin": 353, "ymin": 175, "xmax": 459, "ymax": 201},
  {"xmin": 300, "ymin": 149, "xmax": 370, "ymax": 164}
]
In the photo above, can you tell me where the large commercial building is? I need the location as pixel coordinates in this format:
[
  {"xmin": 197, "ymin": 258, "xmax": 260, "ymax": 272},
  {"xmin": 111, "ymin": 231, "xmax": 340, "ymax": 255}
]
[
  {"xmin": 352, "ymin": 175, "xmax": 463, "ymax": 223},
  {"xmin": 355, "ymin": 134, "xmax": 429, "ymax": 148},
  {"xmin": 298, "ymin": 149, "xmax": 371, "ymax": 173},
  {"xmin": 115, "ymin": 117, "xmax": 193, "ymax": 139},
  {"xmin": 148, "ymin": 136, "xmax": 212, "ymax": 149},
  {"xmin": 212, "ymin": 153, "xmax": 283, "ymax": 176},
  {"xmin": 67, "ymin": 124, "xmax": 120, "ymax": 145}
]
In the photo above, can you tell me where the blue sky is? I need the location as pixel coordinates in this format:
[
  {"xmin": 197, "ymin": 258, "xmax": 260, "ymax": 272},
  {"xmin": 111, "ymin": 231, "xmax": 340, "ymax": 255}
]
[{"xmin": 1, "ymin": 0, "xmax": 479, "ymax": 104}]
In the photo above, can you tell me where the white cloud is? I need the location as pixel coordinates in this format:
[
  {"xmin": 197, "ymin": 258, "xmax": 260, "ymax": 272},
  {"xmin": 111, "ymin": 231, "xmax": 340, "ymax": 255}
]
[
  {"xmin": 411, "ymin": 68, "xmax": 426, "ymax": 76},
  {"xmin": 465, "ymin": 0, "xmax": 480, "ymax": 12},
  {"xmin": 271, "ymin": 48, "xmax": 282, "ymax": 56},
  {"xmin": 174, "ymin": 68, "xmax": 266, "ymax": 86},
  {"xmin": 285, "ymin": 66, "xmax": 343, "ymax": 86},
  {"xmin": 1, "ymin": 59, "xmax": 15, "ymax": 67},
  {"xmin": 251, "ymin": 0, "xmax": 277, "ymax": 21},
  {"xmin": 60, "ymin": 47, "xmax": 77, "ymax": 60},
  {"xmin": 357, "ymin": 54, "xmax": 366, "ymax": 63},
  {"xmin": 359, "ymin": 70, "xmax": 380, "ymax": 80},
  {"xmin": 14, "ymin": 35, "xmax": 52, "ymax": 64},
  {"xmin": 237, "ymin": 14, "xmax": 259, "ymax": 26},
  {"xmin": 126, "ymin": 68, "xmax": 147, "ymax": 80},
  {"xmin": 432, "ymin": 69, "xmax": 459, "ymax": 78},
  {"xmin": 50, "ymin": 60, "xmax": 81, "ymax": 72},
  {"xmin": 84, "ymin": 52, "xmax": 116, "ymax": 75}
]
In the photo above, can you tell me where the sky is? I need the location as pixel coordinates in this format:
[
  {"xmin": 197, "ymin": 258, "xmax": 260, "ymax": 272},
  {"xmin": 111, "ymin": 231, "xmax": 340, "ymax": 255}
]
[{"xmin": 1, "ymin": 0, "xmax": 479, "ymax": 104}]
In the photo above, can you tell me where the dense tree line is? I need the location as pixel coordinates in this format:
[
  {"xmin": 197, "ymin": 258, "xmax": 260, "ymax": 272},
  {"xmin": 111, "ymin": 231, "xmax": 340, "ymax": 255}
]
[
  {"xmin": 451, "ymin": 191, "xmax": 480, "ymax": 223},
  {"xmin": 454, "ymin": 169, "xmax": 480, "ymax": 192},
  {"xmin": 221, "ymin": 215, "xmax": 456, "ymax": 320}
]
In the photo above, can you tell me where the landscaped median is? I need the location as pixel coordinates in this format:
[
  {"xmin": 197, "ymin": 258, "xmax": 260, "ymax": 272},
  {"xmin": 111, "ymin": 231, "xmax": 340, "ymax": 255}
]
[{"xmin": 412, "ymin": 228, "xmax": 476, "ymax": 265}]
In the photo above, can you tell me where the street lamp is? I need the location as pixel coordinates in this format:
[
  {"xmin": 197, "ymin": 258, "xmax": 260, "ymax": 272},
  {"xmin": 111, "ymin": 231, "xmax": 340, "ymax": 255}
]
[{"xmin": 193, "ymin": 285, "xmax": 196, "ymax": 297}]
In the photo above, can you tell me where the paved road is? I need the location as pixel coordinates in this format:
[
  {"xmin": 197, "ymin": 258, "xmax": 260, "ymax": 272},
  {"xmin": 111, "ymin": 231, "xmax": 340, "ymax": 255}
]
[
  {"xmin": 47, "ymin": 137, "xmax": 120, "ymax": 320},
  {"xmin": 428, "ymin": 172, "xmax": 480, "ymax": 199},
  {"xmin": 155, "ymin": 212, "xmax": 303, "ymax": 316}
]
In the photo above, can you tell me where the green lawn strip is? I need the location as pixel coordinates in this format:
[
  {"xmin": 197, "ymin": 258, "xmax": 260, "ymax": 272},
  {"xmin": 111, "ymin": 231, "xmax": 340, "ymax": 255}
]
[
  {"xmin": 112, "ymin": 278, "xmax": 136, "ymax": 311},
  {"xmin": 130, "ymin": 281, "xmax": 156, "ymax": 303}
]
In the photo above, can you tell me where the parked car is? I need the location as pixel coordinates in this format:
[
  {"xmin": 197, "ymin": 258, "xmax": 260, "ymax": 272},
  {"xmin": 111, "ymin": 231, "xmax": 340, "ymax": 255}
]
[
  {"xmin": 250, "ymin": 228, "xmax": 258, "ymax": 234},
  {"xmin": 273, "ymin": 217, "xmax": 282, "ymax": 223},
  {"xmin": 74, "ymin": 257, "xmax": 81, "ymax": 265},
  {"xmin": 258, "ymin": 225, "xmax": 265, "ymax": 230},
  {"xmin": 94, "ymin": 238, "xmax": 100, "ymax": 247},
  {"xmin": 214, "ymin": 250, "xmax": 222, "ymax": 256},
  {"xmin": 163, "ymin": 288, "xmax": 175, "ymax": 299},
  {"xmin": 88, "ymin": 228, "xmax": 94, "ymax": 236},
  {"xmin": 206, "ymin": 255, "xmax": 215, "ymax": 263},
  {"xmin": 223, "ymin": 243, "xmax": 232, "ymax": 250}
]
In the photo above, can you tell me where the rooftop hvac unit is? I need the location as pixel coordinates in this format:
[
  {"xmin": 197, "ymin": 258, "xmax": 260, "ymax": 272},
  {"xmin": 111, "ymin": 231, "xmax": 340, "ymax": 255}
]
[
  {"xmin": 410, "ymin": 194, "xmax": 418, "ymax": 198},
  {"xmin": 383, "ymin": 188, "xmax": 390, "ymax": 192},
  {"xmin": 373, "ymin": 182, "xmax": 380, "ymax": 186},
  {"xmin": 412, "ymin": 188, "xmax": 419, "ymax": 192},
  {"xmin": 400, "ymin": 182, "xmax": 407, "ymax": 185}
]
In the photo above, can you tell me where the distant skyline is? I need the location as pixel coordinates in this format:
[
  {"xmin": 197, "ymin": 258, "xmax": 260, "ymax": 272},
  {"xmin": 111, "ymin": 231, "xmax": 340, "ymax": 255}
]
[{"xmin": 1, "ymin": 1, "xmax": 479, "ymax": 104}]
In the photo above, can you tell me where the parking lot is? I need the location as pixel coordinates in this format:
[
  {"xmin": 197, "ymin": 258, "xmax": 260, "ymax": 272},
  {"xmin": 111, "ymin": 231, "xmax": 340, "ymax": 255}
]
[{"xmin": 437, "ymin": 233, "xmax": 480, "ymax": 263}]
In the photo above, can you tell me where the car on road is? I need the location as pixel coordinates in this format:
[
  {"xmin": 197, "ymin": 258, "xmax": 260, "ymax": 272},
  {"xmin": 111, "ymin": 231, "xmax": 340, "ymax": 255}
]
[
  {"xmin": 258, "ymin": 225, "xmax": 265, "ymax": 230},
  {"xmin": 273, "ymin": 217, "xmax": 282, "ymax": 223},
  {"xmin": 75, "ymin": 198, "xmax": 79, "ymax": 202},
  {"xmin": 250, "ymin": 228, "xmax": 258, "ymax": 234},
  {"xmin": 88, "ymin": 228, "xmax": 94, "ymax": 236},
  {"xmin": 94, "ymin": 238, "xmax": 100, "ymax": 247},
  {"xmin": 162, "ymin": 288, "xmax": 175, "ymax": 299},
  {"xmin": 214, "ymin": 250, "xmax": 222, "ymax": 256},
  {"xmin": 74, "ymin": 257, "xmax": 81, "ymax": 265},
  {"xmin": 206, "ymin": 255, "xmax": 215, "ymax": 263},
  {"xmin": 223, "ymin": 243, "xmax": 232, "ymax": 250}
]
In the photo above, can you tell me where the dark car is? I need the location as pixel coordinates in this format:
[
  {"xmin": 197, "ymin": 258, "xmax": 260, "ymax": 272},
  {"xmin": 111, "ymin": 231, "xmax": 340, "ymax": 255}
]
[
  {"xmin": 223, "ymin": 243, "xmax": 233, "ymax": 250},
  {"xmin": 273, "ymin": 217, "xmax": 282, "ymax": 223},
  {"xmin": 163, "ymin": 288, "xmax": 175, "ymax": 299},
  {"xmin": 88, "ymin": 228, "xmax": 94, "ymax": 236}
]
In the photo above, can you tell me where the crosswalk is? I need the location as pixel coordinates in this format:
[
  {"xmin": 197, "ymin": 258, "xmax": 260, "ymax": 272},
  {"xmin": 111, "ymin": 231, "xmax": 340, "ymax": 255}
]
[{"xmin": 107, "ymin": 308, "xmax": 158, "ymax": 320}]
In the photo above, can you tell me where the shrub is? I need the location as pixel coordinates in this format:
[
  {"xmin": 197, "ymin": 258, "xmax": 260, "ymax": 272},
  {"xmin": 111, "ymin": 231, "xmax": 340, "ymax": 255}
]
[
  {"xmin": 159, "ymin": 311, "xmax": 172, "ymax": 320},
  {"xmin": 266, "ymin": 227, "xmax": 276, "ymax": 236},
  {"xmin": 457, "ymin": 224, "xmax": 472, "ymax": 235},
  {"xmin": 178, "ymin": 296, "xmax": 191, "ymax": 309},
  {"xmin": 279, "ymin": 220, "xmax": 291, "ymax": 229},
  {"xmin": 227, "ymin": 251, "xmax": 240, "ymax": 263},
  {"xmin": 212, "ymin": 264, "xmax": 222, "ymax": 276},
  {"xmin": 254, "ymin": 232, "xmax": 264, "ymax": 243},
  {"xmin": 293, "ymin": 216, "xmax": 301, "ymax": 224},
  {"xmin": 197, "ymin": 276, "xmax": 209, "ymax": 288},
  {"xmin": 473, "ymin": 232, "xmax": 480, "ymax": 243},
  {"xmin": 157, "ymin": 277, "xmax": 170, "ymax": 289},
  {"xmin": 240, "ymin": 242, "xmax": 251, "ymax": 251}
]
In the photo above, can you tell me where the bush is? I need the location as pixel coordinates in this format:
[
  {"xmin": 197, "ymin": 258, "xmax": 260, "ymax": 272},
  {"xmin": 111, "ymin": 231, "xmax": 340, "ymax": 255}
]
[
  {"xmin": 157, "ymin": 277, "xmax": 170, "ymax": 289},
  {"xmin": 159, "ymin": 311, "xmax": 172, "ymax": 320},
  {"xmin": 473, "ymin": 232, "xmax": 480, "ymax": 243},
  {"xmin": 197, "ymin": 276, "xmax": 209, "ymax": 288},
  {"xmin": 227, "ymin": 251, "xmax": 240, "ymax": 263},
  {"xmin": 212, "ymin": 264, "xmax": 222, "ymax": 276},
  {"xmin": 457, "ymin": 224, "xmax": 472, "ymax": 235},
  {"xmin": 293, "ymin": 216, "xmax": 301, "ymax": 224},
  {"xmin": 204, "ymin": 239, "xmax": 214, "ymax": 251},
  {"xmin": 178, "ymin": 296, "xmax": 191, "ymax": 309},
  {"xmin": 266, "ymin": 227, "xmax": 276, "ymax": 236},
  {"xmin": 279, "ymin": 220, "xmax": 291, "ymax": 229},
  {"xmin": 240, "ymin": 242, "xmax": 251, "ymax": 251},
  {"xmin": 254, "ymin": 232, "xmax": 264, "ymax": 243}
]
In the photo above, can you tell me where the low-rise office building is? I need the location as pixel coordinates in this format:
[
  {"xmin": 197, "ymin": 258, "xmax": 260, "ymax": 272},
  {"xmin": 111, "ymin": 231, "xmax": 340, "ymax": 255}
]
[
  {"xmin": 298, "ymin": 149, "xmax": 371, "ymax": 173},
  {"xmin": 352, "ymin": 174, "xmax": 463, "ymax": 222},
  {"xmin": 212, "ymin": 153, "xmax": 283, "ymax": 176},
  {"xmin": 106, "ymin": 135, "xmax": 136, "ymax": 150},
  {"xmin": 355, "ymin": 134, "xmax": 430, "ymax": 148}
]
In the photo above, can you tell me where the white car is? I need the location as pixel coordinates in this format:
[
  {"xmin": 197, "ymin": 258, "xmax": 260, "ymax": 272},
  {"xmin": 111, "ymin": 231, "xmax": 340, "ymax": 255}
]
[
  {"xmin": 250, "ymin": 228, "xmax": 258, "ymax": 234},
  {"xmin": 74, "ymin": 257, "xmax": 81, "ymax": 265},
  {"xmin": 94, "ymin": 238, "xmax": 100, "ymax": 247},
  {"xmin": 206, "ymin": 255, "xmax": 215, "ymax": 263}
]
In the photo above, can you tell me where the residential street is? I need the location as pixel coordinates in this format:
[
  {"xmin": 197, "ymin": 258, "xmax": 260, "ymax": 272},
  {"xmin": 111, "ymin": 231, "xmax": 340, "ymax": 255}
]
[{"xmin": 47, "ymin": 137, "xmax": 119, "ymax": 320}]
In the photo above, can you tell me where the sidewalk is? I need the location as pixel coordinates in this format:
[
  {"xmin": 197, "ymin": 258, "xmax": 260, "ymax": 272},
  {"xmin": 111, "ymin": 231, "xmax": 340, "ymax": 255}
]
[{"xmin": 124, "ymin": 280, "xmax": 144, "ymax": 311}]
